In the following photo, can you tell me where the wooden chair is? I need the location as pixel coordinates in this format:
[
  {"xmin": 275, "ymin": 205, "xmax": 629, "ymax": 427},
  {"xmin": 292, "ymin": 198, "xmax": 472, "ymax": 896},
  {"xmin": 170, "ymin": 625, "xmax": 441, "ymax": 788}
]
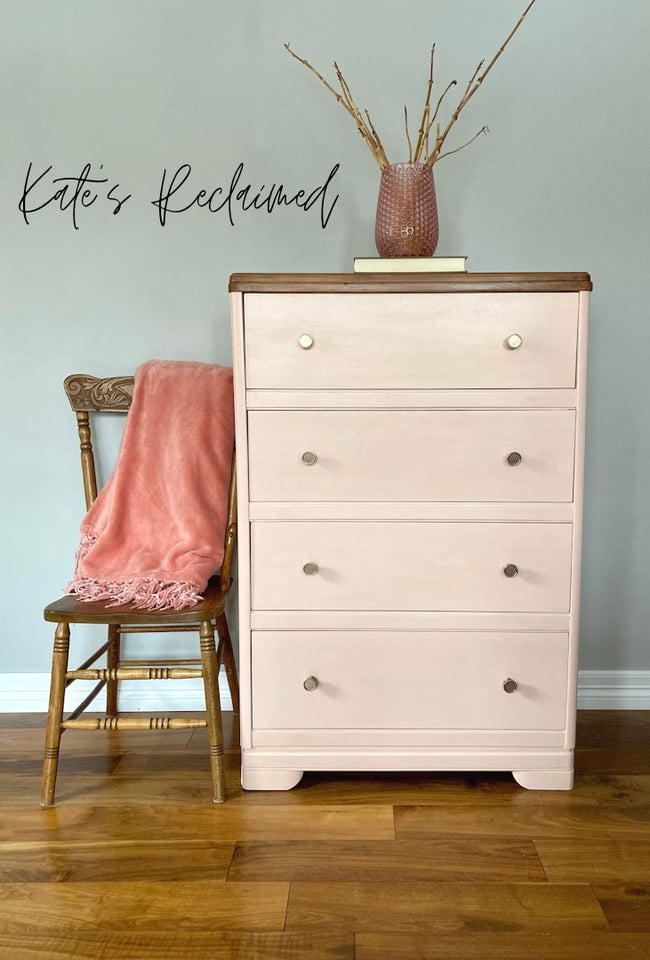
[{"xmin": 41, "ymin": 374, "xmax": 239, "ymax": 806}]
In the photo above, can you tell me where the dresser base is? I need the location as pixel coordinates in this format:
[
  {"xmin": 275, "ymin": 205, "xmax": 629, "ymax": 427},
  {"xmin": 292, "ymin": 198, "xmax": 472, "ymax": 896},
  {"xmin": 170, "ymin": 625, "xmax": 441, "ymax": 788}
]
[{"xmin": 240, "ymin": 747, "xmax": 575, "ymax": 792}]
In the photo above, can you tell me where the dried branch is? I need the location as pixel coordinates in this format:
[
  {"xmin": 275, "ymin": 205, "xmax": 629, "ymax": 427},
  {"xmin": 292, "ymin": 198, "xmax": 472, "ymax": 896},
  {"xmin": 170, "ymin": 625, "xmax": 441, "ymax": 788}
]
[
  {"xmin": 285, "ymin": 0, "xmax": 536, "ymax": 170},
  {"xmin": 334, "ymin": 62, "xmax": 357, "ymax": 114},
  {"xmin": 413, "ymin": 45, "xmax": 435, "ymax": 163},
  {"xmin": 333, "ymin": 60, "xmax": 385, "ymax": 166},
  {"xmin": 404, "ymin": 107, "xmax": 413, "ymax": 162},
  {"xmin": 426, "ymin": 0, "xmax": 537, "ymax": 165},
  {"xmin": 426, "ymin": 65, "xmax": 482, "ymax": 165},
  {"xmin": 284, "ymin": 42, "xmax": 389, "ymax": 169},
  {"xmin": 423, "ymin": 80, "xmax": 457, "ymax": 150},
  {"xmin": 364, "ymin": 110, "xmax": 389, "ymax": 167},
  {"xmin": 285, "ymin": 43, "xmax": 348, "ymax": 114},
  {"xmin": 332, "ymin": 61, "xmax": 388, "ymax": 169},
  {"xmin": 436, "ymin": 125, "xmax": 490, "ymax": 163}
]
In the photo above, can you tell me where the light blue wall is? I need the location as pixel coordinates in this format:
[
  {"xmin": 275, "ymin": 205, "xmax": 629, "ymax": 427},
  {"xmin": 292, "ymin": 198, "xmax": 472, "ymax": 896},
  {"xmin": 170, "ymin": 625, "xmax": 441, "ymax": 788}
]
[{"xmin": 1, "ymin": 0, "xmax": 648, "ymax": 678}]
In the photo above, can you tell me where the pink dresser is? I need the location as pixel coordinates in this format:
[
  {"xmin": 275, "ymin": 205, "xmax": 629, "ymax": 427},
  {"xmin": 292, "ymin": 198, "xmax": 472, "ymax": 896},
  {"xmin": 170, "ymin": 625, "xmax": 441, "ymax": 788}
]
[{"xmin": 229, "ymin": 272, "xmax": 591, "ymax": 791}]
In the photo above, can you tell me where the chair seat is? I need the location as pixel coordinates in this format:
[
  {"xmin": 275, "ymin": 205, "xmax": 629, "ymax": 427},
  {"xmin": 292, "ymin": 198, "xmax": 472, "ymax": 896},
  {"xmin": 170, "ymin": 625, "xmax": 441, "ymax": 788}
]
[{"xmin": 44, "ymin": 577, "xmax": 228, "ymax": 625}]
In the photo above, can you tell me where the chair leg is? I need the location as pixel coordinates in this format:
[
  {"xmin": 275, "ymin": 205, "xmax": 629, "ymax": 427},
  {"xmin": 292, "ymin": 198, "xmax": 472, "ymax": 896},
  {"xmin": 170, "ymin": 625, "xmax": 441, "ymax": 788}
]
[
  {"xmin": 199, "ymin": 619, "xmax": 226, "ymax": 803},
  {"xmin": 216, "ymin": 612, "xmax": 239, "ymax": 716},
  {"xmin": 106, "ymin": 624, "xmax": 121, "ymax": 716},
  {"xmin": 41, "ymin": 622, "xmax": 70, "ymax": 807}
]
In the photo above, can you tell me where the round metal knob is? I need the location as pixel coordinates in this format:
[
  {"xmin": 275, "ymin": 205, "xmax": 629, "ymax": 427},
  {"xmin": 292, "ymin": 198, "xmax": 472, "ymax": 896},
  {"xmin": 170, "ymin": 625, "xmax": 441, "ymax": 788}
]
[
  {"xmin": 503, "ymin": 563, "xmax": 519, "ymax": 578},
  {"xmin": 505, "ymin": 333, "xmax": 522, "ymax": 350},
  {"xmin": 507, "ymin": 451, "xmax": 523, "ymax": 466},
  {"xmin": 503, "ymin": 678, "xmax": 518, "ymax": 694},
  {"xmin": 301, "ymin": 451, "xmax": 317, "ymax": 466},
  {"xmin": 298, "ymin": 333, "xmax": 314, "ymax": 349},
  {"xmin": 302, "ymin": 562, "xmax": 319, "ymax": 576},
  {"xmin": 303, "ymin": 676, "xmax": 319, "ymax": 692}
]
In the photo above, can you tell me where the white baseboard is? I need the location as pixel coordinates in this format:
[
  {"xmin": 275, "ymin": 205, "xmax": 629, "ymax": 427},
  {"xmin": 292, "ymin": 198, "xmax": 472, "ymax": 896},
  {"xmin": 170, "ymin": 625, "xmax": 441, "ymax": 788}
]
[
  {"xmin": 576, "ymin": 670, "xmax": 650, "ymax": 709},
  {"xmin": 0, "ymin": 674, "xmax": 232, "ymax": 713},
  {"xmin": 2, "ymin": 671, "xmax": 650, "ymax": 712}
]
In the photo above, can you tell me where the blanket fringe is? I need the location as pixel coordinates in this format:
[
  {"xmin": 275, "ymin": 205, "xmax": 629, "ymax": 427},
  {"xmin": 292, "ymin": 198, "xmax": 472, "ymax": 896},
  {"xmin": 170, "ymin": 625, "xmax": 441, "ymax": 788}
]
[
  {"xmin": 65, "ymin": 576, "xmax": 202, "ymax": 611},
  {"xmin": 66, "ymin": 533, "xmax": 204, "ymax": 610}
]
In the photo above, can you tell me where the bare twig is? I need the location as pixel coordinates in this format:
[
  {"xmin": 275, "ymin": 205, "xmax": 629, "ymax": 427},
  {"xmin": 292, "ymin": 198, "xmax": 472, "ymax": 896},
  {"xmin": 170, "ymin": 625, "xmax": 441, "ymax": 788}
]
[
  {"xmin": 436, "ymin": 125, "xmax": 490, "ymax": 162},
  {"xmin": 425, "ymin": 65, "xmax": 482, "ymax": 165},
  {"xmin": 285, "ymin": 0, "xmax": 537, "ymax": 170},
  {"xmin": 285, "ymin": 42, "xmax": 389, "ymax": 168},
  {"xmin": 333, "ymin": 60, "xmax": 384, "ymax": 166},
  {"xmin": 413, "ymin": 45, "xmax": 435, "ymax": 163},
  {"xmin": 404, "ymin": 107, "xmax": 413, "ymax": 162},
  {"xmin": 364, "ymin": 110, "xmax": 389, "ymax": 167},
  {"xmin": 285, "ymin": 44, "xmax": 348, "ymax": 113},
  {"xmin": 426, "ymin": 0, "xmax": 537, "ymax": 164},
  {"xmin": 333, "ymin": 62, "xmax": 388, "ymax": 168},
  {"xmin": 334, "ymin": 62, "xmax": 358, "ymax": 115},
  {"xmin": 423, "ymin": 80, "xmax": 457, "ymax": 149}
]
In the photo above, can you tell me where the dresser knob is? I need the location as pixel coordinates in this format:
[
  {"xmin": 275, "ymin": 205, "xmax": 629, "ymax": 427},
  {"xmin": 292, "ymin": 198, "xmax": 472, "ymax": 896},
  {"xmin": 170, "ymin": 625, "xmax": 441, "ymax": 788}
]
[
  {"xmin": 507, "ymin": 451, "xmax": 523, "ymax": 466},
  {"xmin": 503, "ymin": 678, "xmax": 519, "ymax": 694},
  {"xmin": 303, "ymin": 562, "xmax": 319, "ymax": 576},
  {"xmin": 298, "ymin": 333, "xmax": 314, "ymax": 349},
  {"xmin": 303, "ymin": 676, "xmax": 319, "ymax": 692},
  {"xmin": 505, "ymin": 333, "xmax": 522, "ymax": 350},
  {"xmin": 503, "ymin": 563, "xmax": 519, "ymax": 578},
  {"xmin": 301, "ymin": 451, "xmax": 318, "ymax": 466}
]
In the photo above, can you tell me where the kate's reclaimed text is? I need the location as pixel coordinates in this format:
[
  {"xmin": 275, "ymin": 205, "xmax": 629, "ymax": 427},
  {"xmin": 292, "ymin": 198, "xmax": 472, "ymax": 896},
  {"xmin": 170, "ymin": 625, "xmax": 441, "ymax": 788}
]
[{"xmin": 19, "ymin": 161, "xmax": 340, "ymax": 230}]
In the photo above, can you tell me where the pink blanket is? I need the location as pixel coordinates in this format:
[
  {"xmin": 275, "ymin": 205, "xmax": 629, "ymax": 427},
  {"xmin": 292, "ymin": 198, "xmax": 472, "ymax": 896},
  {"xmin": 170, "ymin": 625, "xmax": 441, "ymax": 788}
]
[{"xmin": 65, "ymin": 359, "xmax": 235, "ymax": 610}]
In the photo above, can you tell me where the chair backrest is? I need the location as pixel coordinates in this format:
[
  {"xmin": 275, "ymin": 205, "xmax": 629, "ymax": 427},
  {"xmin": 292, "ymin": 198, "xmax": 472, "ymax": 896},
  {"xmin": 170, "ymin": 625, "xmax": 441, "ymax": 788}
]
[{"xmin": 63, "ymin": 373, "xmax": 237, "ymax": 593}]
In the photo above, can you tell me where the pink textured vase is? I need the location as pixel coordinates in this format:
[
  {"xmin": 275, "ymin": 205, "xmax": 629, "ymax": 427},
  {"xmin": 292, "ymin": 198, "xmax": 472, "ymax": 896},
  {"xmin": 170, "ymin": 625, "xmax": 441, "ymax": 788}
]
[{"xmin": 374, "ymin": 162, "xmax": 439, "ymax": 258}]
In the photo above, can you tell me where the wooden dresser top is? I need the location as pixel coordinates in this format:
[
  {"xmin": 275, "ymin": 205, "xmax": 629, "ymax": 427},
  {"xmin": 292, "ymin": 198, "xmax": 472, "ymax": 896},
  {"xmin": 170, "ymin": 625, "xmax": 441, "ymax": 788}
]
[{"xmin": 229, "ymin": 272, "xmax": 592, "ymax": 294}]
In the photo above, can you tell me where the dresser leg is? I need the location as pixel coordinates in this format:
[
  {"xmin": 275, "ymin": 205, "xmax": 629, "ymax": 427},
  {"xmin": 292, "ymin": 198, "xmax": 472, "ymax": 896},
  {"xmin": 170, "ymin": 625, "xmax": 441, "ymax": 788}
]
[
  {"xmin": 512, "ymin": 768, "xmax": 574, "ymax": 790},
  {"xmin": 241, "ymin": 766, "xmax": 304, "ymax": 791}
]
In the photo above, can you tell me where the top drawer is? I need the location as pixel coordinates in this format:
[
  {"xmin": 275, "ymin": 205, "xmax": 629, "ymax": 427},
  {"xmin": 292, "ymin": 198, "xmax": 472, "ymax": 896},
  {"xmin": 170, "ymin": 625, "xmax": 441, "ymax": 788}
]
[{"xmin": 243, "ymin": 293, "xmax": 579, "ymax": 390}]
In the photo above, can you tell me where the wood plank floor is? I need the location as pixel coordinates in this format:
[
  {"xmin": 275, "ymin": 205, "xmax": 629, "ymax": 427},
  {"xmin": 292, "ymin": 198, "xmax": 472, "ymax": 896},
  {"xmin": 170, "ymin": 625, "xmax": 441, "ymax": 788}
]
[{"xmin": 2, "ymin": 711, "xmax": 650, "ymax": 958}]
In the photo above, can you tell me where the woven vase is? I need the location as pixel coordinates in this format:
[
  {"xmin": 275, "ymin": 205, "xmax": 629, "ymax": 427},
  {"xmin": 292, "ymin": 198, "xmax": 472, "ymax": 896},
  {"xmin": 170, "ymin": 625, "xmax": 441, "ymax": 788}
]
[{"xmin": 374, "ymin": 162, "xmax": 439, "ymax": 258}]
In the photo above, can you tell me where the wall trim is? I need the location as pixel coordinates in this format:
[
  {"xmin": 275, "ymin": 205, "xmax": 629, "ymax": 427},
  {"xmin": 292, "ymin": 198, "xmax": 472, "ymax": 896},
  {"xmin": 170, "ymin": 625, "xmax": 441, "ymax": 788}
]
[
  {"xmin": 0, "ymin": 674, "xmax": 232, "ymax": 713},
  {"xmin": 576, "ymin": 670, "xmax": 650, "ymax": 709}
]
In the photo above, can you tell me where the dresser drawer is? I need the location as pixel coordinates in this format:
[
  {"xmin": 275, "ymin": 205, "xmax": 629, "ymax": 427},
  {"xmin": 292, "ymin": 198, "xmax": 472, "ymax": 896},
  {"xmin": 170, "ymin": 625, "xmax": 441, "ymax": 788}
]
[
  {"xmin": 244, "ymin": 293, "xmax": 578, "ymax": 389},
  {"xmin": 252, "ymin": 630, "xmax": 569, "ymax": 731},
  {"xmin": 248, "ymin": 409, "xmax": 576, "ymax": 502},
  {"xmin": 250, "ymin": 520, "xmax": 573, "ymax": 612}
]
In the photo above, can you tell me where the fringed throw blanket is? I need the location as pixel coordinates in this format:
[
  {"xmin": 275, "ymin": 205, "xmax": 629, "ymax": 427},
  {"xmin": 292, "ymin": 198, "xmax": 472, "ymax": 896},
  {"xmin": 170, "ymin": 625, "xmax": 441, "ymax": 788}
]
[{"xmin": 65, "ymin": 359, "xmax": 235, "ymax": 611}]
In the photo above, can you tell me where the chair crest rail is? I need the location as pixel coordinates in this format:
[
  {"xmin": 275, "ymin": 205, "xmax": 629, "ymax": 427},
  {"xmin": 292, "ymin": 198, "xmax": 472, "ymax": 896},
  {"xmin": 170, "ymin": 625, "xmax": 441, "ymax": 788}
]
[{"xmin": 64, "ymin": 374, "xmax": 134, "ymax": 412}]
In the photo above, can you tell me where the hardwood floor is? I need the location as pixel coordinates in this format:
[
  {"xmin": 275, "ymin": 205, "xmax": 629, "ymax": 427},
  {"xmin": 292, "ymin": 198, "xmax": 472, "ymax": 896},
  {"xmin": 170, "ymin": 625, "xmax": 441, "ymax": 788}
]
[{"xmin": 2, "ymin": 711, "xmax": 650, "ymax": 958}]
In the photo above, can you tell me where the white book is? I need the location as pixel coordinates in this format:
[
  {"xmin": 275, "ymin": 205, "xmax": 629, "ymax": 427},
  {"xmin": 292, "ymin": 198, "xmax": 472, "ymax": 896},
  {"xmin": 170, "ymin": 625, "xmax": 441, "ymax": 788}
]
[{"xmin": 354, "ymin": 256, "xmax": 467, "ymax": 273}]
